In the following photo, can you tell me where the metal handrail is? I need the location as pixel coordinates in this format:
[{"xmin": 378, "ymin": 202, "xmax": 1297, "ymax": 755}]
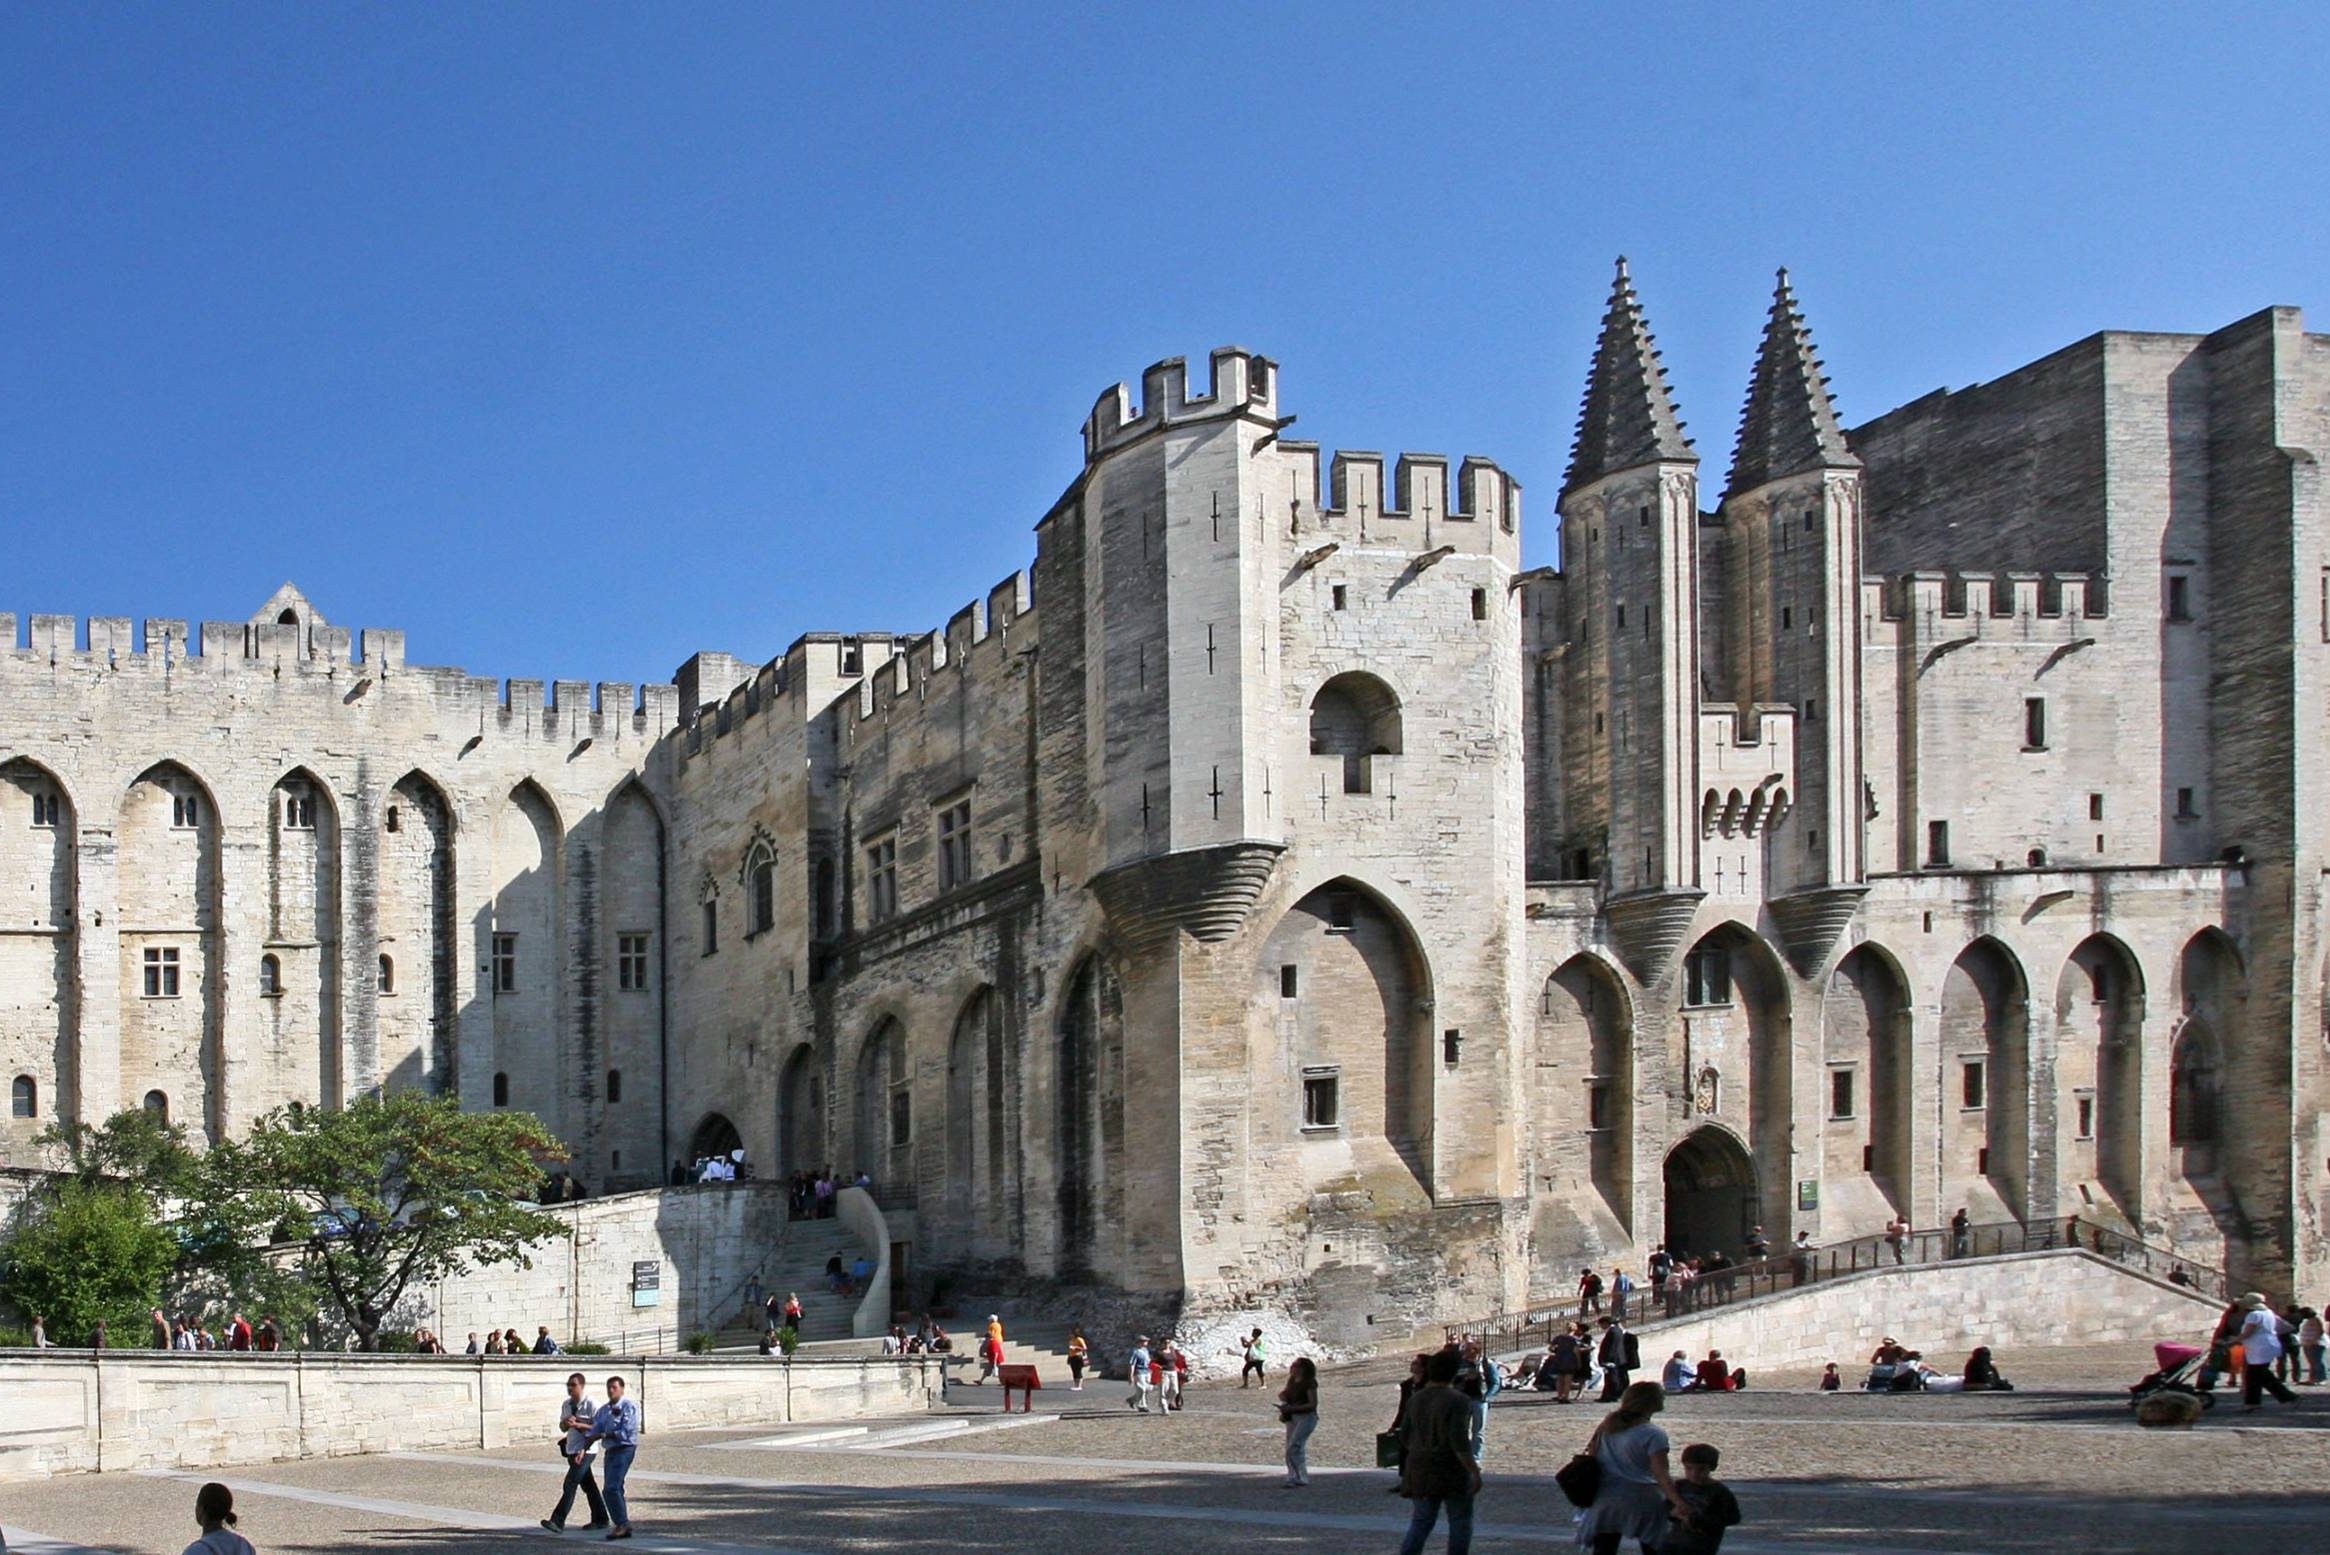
[{"xmin": 1452, "ymin": 1215, "xmax": 2229, "ymax": 1355}]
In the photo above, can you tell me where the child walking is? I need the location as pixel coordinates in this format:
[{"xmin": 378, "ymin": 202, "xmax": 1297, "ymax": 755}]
[{"xmin": 1660, "ymin": 1443, "xmax": 1743, "ymax": 1554}]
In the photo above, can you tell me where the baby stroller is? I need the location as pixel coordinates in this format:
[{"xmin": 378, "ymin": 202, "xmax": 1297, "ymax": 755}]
[{"xmin": 2127, "ymin": 1341, "xmax": 2215, "ymax": 1411}]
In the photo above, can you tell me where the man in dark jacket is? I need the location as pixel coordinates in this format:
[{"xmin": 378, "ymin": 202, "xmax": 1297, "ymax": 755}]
[
  {"xmin": 1396, "ymin": 1349, "xmax": 1481, "ymax": 1555},
  {"xmin": 1598, "ymin": 1317, "xmax": 1636, "ymax": 1401}
]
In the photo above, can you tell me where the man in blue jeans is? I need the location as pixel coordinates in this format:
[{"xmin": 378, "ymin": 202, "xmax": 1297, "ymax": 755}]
[
  {"xmin": 1397, "ymin": 1349, "xmax": 1481, "ymax": 1554},
  {"xmin": 586, "ymin": 1374, "xmax": 642, "ymax": 1540},
  {"xmin": 541, "ymin": 1372, "xmax": 609, "ymax": 1532}
]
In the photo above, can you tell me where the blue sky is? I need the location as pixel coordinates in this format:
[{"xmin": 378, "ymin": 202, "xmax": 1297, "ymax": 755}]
[{"xmin": 4, "ymin": 4, "xmax": 2324, "ymax": 688}]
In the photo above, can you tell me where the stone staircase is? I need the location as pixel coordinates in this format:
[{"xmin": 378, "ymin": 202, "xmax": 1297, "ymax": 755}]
[{"xmin": 711, "ymin": 1217, "xmax": 872, "ymax": 1347}]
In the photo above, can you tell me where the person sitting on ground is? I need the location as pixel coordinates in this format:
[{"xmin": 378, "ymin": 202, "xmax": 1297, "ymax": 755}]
[
  {"xmin": 484, "ymin": 1330, "xmax": 506, "ymax": 1355},
  {"xmin": 1818, "ymin": 1363, "xmax": 1841, "ymax": 1392},
  {"xmin": 1662, "ymin": 1350, "xmax": 1695, "ymax": 1391},
  {"xmin": 503, "ymin": 1328, "xmax": 526, "ymax": 1355},
  {"xmin": 882, "ymin": 1325, "xmax": 907, "ymax": 1355},
  {"xmin": 1961, "ymin": 1346, "xmax": 2012, "ymax": 1391},
  {"xmin": 758, "ymin": 1326, "xmax": 780, "ymax": 1356},
  {"xmin": 1694, "ymin": 1351, "xmax": 1734, "ymax": 1393},
  {"xmin": 534, "ymin": 1326, "xmax": 560, "ymax": 1355},
  {"xmin": 1659, "ymin": 1442, "xmax": 1744, "ymax": 1555},
  {"xmin": 929, "ymin": 1324, "xmax": 952, "ymax": 1353},
  {"xmin": 1869, "ymin": 1336, "xmax": 1909, "ymax": 1367},
  {"xmin": 465, "ymin": 1331, "xmax": 483, "ymax": 1356}
]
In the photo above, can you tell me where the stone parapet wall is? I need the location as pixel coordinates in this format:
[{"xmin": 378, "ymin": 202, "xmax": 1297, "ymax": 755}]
[
  {"xmin": 1584, "ymin": 1249, "xmax": 2221, "ymax": 1378},
  {"xmin": 0, "ymin": 1350, "xmax": 943, "ymax": 1482}
]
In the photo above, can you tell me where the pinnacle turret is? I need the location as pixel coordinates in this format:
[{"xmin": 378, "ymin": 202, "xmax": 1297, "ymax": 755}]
[
  {"xmin": 1563, "ymin": 257, "xmax": 1696, "ymax": 498},
  {"xmin": 1724, "ymin": 268, "xmax": 1859, "ymax": 499}
]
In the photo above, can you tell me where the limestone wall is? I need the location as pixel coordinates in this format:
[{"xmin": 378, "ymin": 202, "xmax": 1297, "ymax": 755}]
[
  {"xmin": 1610, "ymin": 1249, "xmax": 2220, "ymax": 1378},
  {"xmin": 413, "ymin": 1181, "xmax": 788, "ymax": 1350},
  {"xmin": 0, "ymin": 1350, "xmax": 944, "ymax": 1481}
]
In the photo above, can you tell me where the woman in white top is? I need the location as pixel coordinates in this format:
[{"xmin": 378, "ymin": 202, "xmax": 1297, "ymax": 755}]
[
  {"xmin": 183, "ymin": 1482, "xmax": 256, "ymax": 1555},
  {"xmin": 2237, "ymin": 1292, "xmax": 2298, "ymax": 1409},
  {"xmin": 1574, "ymin": 1380, "xmax": 1691, "ymax": 1551}
]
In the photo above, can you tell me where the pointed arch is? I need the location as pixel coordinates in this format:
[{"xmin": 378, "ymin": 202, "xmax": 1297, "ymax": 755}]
[
  {"xmin": 1824, "ymin": 943, "xmax": 1910, "ymax": 1218},
  {"xmin": 778, "ymin": 1041, "xmax": 822, "ymax": 1177},
  {"xmin": 119, "ymin": 760, "xmax": 225, "ymax": 1142},
  {"xmin": 1055, "ymin": 952, "xmax": 1125, "ymax": 1278},
  {"xmin": 1679, "ymin": 923, "xmax": 1792, "ymax": 1215},
  {"xmin": 600, "ymin": 780, "xmax": 665, "ymax": 1189},
  {"xmin": 1309, "ymin": 672, "xmax": 1403, "ymax": 793},
  {"xmin": 2057, "ymin": 934, "xmax": 2145, "ymax": 1217},
  {"xmin": 853, "ymin": 1016, "xmax": 908, "ymax": 1184},
  {"xmin": 487, "ymin": 780, "xmax": 563, "ymax": 1120},
  {"xmin": 1252, "ymin": 877, "xmax": 1436, "ymax": 1198},
  {"xmin": 1942, "ymin": 936, "xmax": 2031, "ymax": 1218},
  {"xmin": 1538, "ymin": 952, "xmax": 1633, "ymax": 1226},
  {"xmin": 266, "ymin": 765, "xmax": 343, "ymax": 1107},
  {"xmin": 0, "ymin": 758, "xmax": 78, "ymax": 1139},
  {"xmin": 1663, "ymin": 1124, "xmax": 1759, "ymax": 1259},
  {"xmin": 946, "ymin": 986, "xmax": 1009, "ymax": 1253},
  {"xmin": 379, "ymin": 770, "xmax": 456, "ymax": 1095}
]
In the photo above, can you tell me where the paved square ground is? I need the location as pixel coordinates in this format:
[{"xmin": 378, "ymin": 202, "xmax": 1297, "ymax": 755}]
[{"xmin": 4, "ymin": 1342, "xmax": 2323, "ymax": 1554}]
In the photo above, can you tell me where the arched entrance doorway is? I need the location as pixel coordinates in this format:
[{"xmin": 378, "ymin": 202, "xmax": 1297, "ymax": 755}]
[
  {"xmin": 689, "ymin": 1112, "xmax": 743, "ymax": 1167},
  {"xmin": 777, "ymin": 1044, "xmax": 821, "ymax": 1175},
  {"xmin": 1663, "ymin": 1127, "xmax": 1757, "ymax": 1260}
]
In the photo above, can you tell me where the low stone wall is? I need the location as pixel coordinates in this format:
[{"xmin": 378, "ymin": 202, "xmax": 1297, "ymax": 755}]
[
  {"xmin": 0, "ymin": 1350, "xmax": 946, "ymax": 1482},
  {"xmin": 1575, "ymin": 1249, "xmax": 2221, "ymax": 1377},
  {"xmin": 407, "ymin": 1181, "xmax": 789, "ymax": 1351}
]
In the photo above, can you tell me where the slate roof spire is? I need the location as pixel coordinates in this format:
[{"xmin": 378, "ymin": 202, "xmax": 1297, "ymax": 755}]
[
  {"xmin": 1724, "ymin": 268, "xmax": 1859, "ymax": 499},
  {"xmin": 1563, "ymin": 257, "xmax": 1697, "ymax": 498}
]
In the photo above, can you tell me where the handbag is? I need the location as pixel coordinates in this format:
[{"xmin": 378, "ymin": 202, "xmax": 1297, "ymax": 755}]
[
  {"xmin": 1375, "ymin": 1430, "xmax": 1404, "ymax": 1470},
  {"xmin": 1554, "ymin": 1451, "xmax": 1602, "ymax": 1507}
]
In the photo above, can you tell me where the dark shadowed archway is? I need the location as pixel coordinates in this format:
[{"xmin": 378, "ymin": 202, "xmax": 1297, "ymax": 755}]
[
  {"xmin": 689, "ymin": 1111, "xmax": 742, "ymax": 1165},
  {"xmin": 1663, "ymin": 1126, "xmax": 1758, "ymax": 1260}
]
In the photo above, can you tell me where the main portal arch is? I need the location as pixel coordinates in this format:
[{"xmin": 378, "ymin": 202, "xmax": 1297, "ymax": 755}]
[{"xmin": 1663, "ymin": 1126, "xmax": 1758, "ymax": 1260}]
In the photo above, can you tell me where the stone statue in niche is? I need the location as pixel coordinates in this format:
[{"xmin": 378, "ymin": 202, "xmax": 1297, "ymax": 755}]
[{"xmin": 1694, "ymin": 1066, "xmax": 1720, "ymax": 1115}]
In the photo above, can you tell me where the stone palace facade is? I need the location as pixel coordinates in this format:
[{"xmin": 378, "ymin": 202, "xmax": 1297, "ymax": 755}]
[{"xmin": 4, "ymin": 264, "xmax": 2326, "ymax": 1334}]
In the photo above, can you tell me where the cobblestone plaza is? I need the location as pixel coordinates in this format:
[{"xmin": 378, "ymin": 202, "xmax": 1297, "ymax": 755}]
[{"xmin": 4, "ymin": 1344, "xmax": 2322, "ymax": 1555}]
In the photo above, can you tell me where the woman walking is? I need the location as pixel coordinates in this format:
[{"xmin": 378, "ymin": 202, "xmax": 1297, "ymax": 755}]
[
  {"xmin": 1066, "ymin": 1326, "xmax": 1089, "ymax": 1391},
  {"xmin": 182, "ymin": 1481, "xmax": 256, "ymax": 1555},
  {"xmin": 1574, "ymin": 1381, "xmax": 1691, "ymax": 1553},
  {"xmin": 1279, "ymin": 1356, "xmax": 1320, "ymax": 1487}
]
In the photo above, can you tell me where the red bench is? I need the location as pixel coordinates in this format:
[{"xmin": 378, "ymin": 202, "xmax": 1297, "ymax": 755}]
[{"xmin": 998, "ymin": 1362, "xmax": 1041, "ymax": 1412}]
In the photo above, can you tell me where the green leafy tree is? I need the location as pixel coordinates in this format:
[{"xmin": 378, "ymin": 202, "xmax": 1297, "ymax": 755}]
[
  {"xmin": 35, "ymin": 1107, "xmax": 196, "ymax": 1198},
  {"xmin": 1, "ymin": 1180, "xmax": 177, "ymax": 1342},
  {"xmin": 198, "ymin": 1092, "xmax": 568, "ymax": 1350}
]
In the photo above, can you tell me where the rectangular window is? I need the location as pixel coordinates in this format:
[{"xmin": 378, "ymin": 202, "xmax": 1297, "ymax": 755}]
[
  {"xmin": 2089, "ymin": 793, "xmax": 2104, "ymax": 821},
  {"xmin": 492, "ymin": 933, "xmax": 517, "ymax": 994},
  {"xmin": 2024, "ymin": 697, "xmax": 2047, "ymax": 750},
  {"xmin": 1587, "ymin": 1081, "xmax": 1611, "ymax": 1131},
  {"xmin": 2076, "ymin": 1093, "xmax": 2096, "ymax": 1140},
  {"xmin": 1781, "ymin": 606, "xmax": 1793, "ymax": 630},
  {"xmin": 1926, "ymin": 820, "xmax": 1951, "ymax": 867},
  {"xmin": 1331, "ymin": 584, "xmax": 1347, "ymax": 611},
  {"xmin": 1805, "ymin": 697, "xmax": 1818, "ymax": 722},
  {"xmin": 1683, "ymin": 945, "xmax": 1731, "ymax": 1008},
  {"xmin": 1279, "ymin": 964, "xmax": 1299, "ymax": 999},
  {"xmin": 284, "ymin": 791, "xmax": 316, "ymax": 830},
  {"xmin": 1471, "ymin": 588, "xmax": 1488, "ymax": 622},
  {"xmin": 1961, "ymin": 1058, "xmax": 1987, "ymax": 1111},
  {"xmin": 141, "ymin": 945, "xmax": 180, "ymax": 998},
  {"xmin": 889, "ymin": 1088, "xmax": 912, "ymax": 1149},
  {"xmin": 936, "ymin": 800, "xmax": 973, "ymax": 892},
  {"xmin": 1302, "ymin": 1070, "xmax": 1340, "ymax": 1130},
  {"xmin": 865, "ymin": 835, "xmax": 899, "ymax": 924},
  {"xmin": 2166, "ymin": 574, "xmax": 2191, "ymax": 622},
  {"xmin": 618, "ymin": 933, "xmax": 650, "ymax": 992},
  {"xmin": 2176, "ymin": 787, "xmax": 2197, "ymax": 819},
  {"xmin": 384, "ymin": 804, "xmax": 401, "ymax": 833},
  {"xmin": 1327, "ymin": 893, "xmax": 1357, "ymax": 932},
  {"xmin": 700, "ymin": 899, "xmax": 718, "ymax": 955},
  {"xmin": 1829, "ymin": 1067, "xmax": 1856, "ymax": 1120},
  {"xmin": 2321, "ymin": 569, "xmax": 2328, "ymax": 643},
  {"xmin": 30, "ymin": 791, "xmax": 59, "ymax": 828},
  {"xmin": 171, "ymin": 792, "xmax": 200, "ymax": 829}
]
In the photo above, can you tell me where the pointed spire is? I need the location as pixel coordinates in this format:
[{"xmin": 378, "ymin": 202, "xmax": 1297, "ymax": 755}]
[
  {"xmin": 1725, "ymin": 268, "xmax": 1859, "ymax": 499},
  {"xmin": 1563, "ymin": 257, "xmax": 1697, "ymax": 498}
]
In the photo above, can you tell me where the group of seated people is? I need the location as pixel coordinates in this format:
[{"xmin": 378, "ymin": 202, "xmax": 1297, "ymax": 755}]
[
  {"xmin": 882, "ymin": 1319, "xmax": 955, "ymax": 1355},
  {"xmin": 1662, "ymin": 1349, "xmax": 1749, "ymax": 1391},
  {"xmin": 1837, "ymin": 1338, "xmax": 2013, "ymax": 1393}
]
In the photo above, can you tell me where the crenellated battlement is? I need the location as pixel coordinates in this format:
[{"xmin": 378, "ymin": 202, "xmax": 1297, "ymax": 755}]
[
  {"xmin": 1271, "ymin": 444, "xmax": 1522, "ymax": 557},
  {"xmin": 1082, "ymin": 346, "xmax": 1279, "ymax": 462},
  {"xmin": 1861, "ymin": 569, "xmax": 2109, "ymax": 626},
  {"xmin": 0, "ymin": 607, "xmax": 680, "ymax": 735},
  {"xmin": 677, "ymin": 569, "xmax": 1037, "ymax": 761}
]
